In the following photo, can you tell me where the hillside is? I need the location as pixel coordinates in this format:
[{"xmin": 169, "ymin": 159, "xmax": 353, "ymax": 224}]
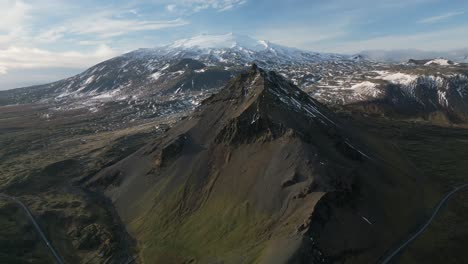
[
  {"xmin": 87, "ymin": 65, "xmax": 433, "ymax": 263},
  {"xmin": 2, "ymin": 34, "xmax": 468, "ymax": 126}
]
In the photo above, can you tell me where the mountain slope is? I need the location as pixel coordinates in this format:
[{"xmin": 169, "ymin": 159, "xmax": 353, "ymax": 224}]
[
  {"xmin": 345, "ymin": 71, "xmax": 468, "ymax": 123},
  {"xmin": 2, "ymin": 34, "xmax": 468, "ymax": 126},
  {"xmin": 87, "ymin": 66, "xmax": 431, "ymax": 263},
  {"xmin": 357, "ymin": 49, "xmax": 468, "ymax": 63},
  {"xmin": 0, "ymin": 34, "xmax": 357, "ymax": 106}
]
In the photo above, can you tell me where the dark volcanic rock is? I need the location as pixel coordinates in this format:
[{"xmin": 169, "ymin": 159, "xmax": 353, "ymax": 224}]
[{"xmin": 87, "ymin": 65, "xmax": 428, "ymax": 264}]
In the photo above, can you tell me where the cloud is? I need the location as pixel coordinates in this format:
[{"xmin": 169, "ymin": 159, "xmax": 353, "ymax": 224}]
[
  {"xmin": 166, "ymin": 4, "xmax": 177, "ymax": 12},
  {"xmin": 255, "ymin": 14, "xmax": 355, "ymax": 51},
  {"xmin": 217, "ymin": 1, "xmax": 247, "ymax": 12},
  {"xmin": 0, "ymin": 1, "xmax": 31, "ymax": 47},
  {"xmin": 194, "ymin": 0, "xmax": 247, "ymax": 12},
  {"xmin": 129, "ymin": 9, "xmax": 139, "ymax": 16},
  {"xmin": 158, "ymin": 0, "xmax": 247, "ymax": 13},
  {"xmin": 257, "ymin": 26, "xmax": 347, "ymax": 49},
  {"xmin": 0, "ymin": 65, "xmax": 7, "ymax": 75},
  {"xmin": 78, "ymin": 40, "xmax": 107, "ymax": 46},
  {"xmin": 319, "ymin": 0, "xmax": 439, "ymax": 12},
  {"xmin": 67, "ymin": 17, "xmax": 189, "ymax": 38},
  {"xmin": 0, "ymin": 44, "xmax": 118, "ymax": 72},
  {"xmin": 418, "ymin": 11, "xmax": 464, "ymax": 24},
  {"xmin": 317, "ymin": 25, "xmax": 468, "ymax": 53},
  {"xmin": 36, "ymin": 26, "xmax": 67, "ymax": 43},
  {"xmin": 1, "ymin": 2, "xmax": 190, "ymax": 45},
  {"xmin": 0, "ymin": 0, "xmax": 31, "ymax": 31},
  {"xmin": 0, "ymin": 1, "xmax": 195, "ymax": 89}
]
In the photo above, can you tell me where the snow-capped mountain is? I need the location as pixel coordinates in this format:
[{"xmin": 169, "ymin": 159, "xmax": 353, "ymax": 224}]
[
  {"xmin": 168, "ymin": 33, "xmax": 269, "ymax": 51},
  {"xmin": 423, "ymin": 58, "xmax": 456, "ymax": 66},
  {"xmin": 357, "ymin": 49, "xmax": 468, "ymax": 64},
  {"xmin": 1, "ymin": 33, "xmax": 368, "ymax": 116},
  {"xmin": 1, "ymin": 33, "xmax": 353, "ymax": 104},
  {"xmin": 2, "ymin": 33, "xmax": 468, "ymax": 123},
  {"xmin": 154, "ymin": 33, "xmax": 347, "ymax": 64}
]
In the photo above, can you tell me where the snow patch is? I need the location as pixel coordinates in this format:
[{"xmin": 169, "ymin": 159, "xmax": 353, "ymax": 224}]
[
  {"xmin": 374, "ymin": 71, "xmax": 418, "ymax": 86},
  {"xmin": 84, "ymin": 75, "xmax": 95, "ymax": 85},
  {"xmin": 424, "ymin": 58, "xmax": 452, "ymax": 66},
  {"xmin": 362, "ymin": 216, "xmax": 372, "ymax": 225},
  {"xmin": 169, "ymin": 33, "xmax": 268, "ymax": 51},
  {"xmin": 150, "ymin": 72, "xmax": 162, "ymax": 81},
  {"xmin": 91, "ymin": 89, "xmax": 121, "ymax": 100},
  {"xmin": 351, "ymin": 81, "xmax": 381, "ymax": 97}
]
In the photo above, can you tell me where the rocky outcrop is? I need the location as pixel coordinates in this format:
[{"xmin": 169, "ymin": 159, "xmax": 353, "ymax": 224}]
[{"xmin": 88, "ymin": 66, "xmax": 428, "ymax": 263}]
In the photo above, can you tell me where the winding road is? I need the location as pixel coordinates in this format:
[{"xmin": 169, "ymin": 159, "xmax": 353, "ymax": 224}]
[
  {"xmin": 381, "ymin": 183, "xmax": 468, "ymax": 264},
  {"xmin": 0, "ymin": 194, "xmax": 65, "ymax": 264}
]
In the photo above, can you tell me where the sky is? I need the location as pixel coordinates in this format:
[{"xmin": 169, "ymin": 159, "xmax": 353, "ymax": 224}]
[{"xmin": 1, "ymin": 0, "xmax": 468, "ymax": 90}]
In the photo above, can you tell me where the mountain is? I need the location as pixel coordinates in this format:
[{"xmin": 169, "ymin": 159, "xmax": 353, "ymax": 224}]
[
  {"xmin": 0, "ymin": 33, "xmax": 348, "ymax": 105},
  {"xmin": 357, "ymin": 48, "xmax": 468, "ymax": 63},
  {"xmin": 86, "ymin": 65, "xmax": 429, "ymax": 263},
  {"xmin": 158, "ymin": 33, "xmax": 347, "ymax": 64},
  {"xmin": 0, "ymin": 33, "xmax": 370, "ymax": 125},
  {"xmin": 2, "ymin": 33, "xmax": 468, "ymax": 125},
  {"xmin": 342, "ymin": 70, "xmax": 468, "ymax": 123},
  {"xmin": 422, "ymin": 58, "xmax": 456, "ymax": 66}
]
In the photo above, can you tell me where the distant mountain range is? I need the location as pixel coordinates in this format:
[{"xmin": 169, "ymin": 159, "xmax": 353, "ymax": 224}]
[
  {"xmin": 2, "ymin": 34, "xmax": 468, "ymax": 263},
  {"xmin": 0, "ymin": 33, "xmax": 353, "ymax": 103},
  {"xmin": 357, "ymin": 48, "xmax": 468, "ymax": 63},
  {"xmin": 1, "ymin": 33, "xmax": 468, "ymax": 124}
]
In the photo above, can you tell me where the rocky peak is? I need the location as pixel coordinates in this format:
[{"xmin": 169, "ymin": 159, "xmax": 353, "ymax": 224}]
[
  {"xmin": 189, "ymin": 65, "xmax": 342, "ymax": 147},
  {"xmin": 203, "ymin": 64, "xmax": 337, "ymax": 126}
]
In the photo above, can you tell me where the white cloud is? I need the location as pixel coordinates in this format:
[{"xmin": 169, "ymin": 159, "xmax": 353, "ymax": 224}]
[
  {"xmin": 255, "ymin": 15, "xmax": 354, "ymax": 51},
  {"xmin": 166, "ymin": 4, "xmax": 177, "ymax": 12},
  {"xmin": 36, "ymin": 26, "xmax": 67, "ymax": 43},
  {"xmin": 67, "ymin": 17, "xmax": 189, "ymax": 38},
  {"xmin": 418, "ymin": 11, "xmax": 464, "ymax": 24},
  {"xmin": 0, "ymin": 65, "xmax": 7, "ymax": 75},
  {"xmin": 322, "ymin": 0, "xmax": 439, "ymax": 11},
  {"xmin": 129, "ymin": 9, "xmax": 139, "ymax": 16},
  {"xmin": 0, "ymin": 0, "xmax": 31, "ymax": 31},
  {"xmin": 0, "ymin": 1, "xmax": 195, "ymax": 89},
  {"xmin": 217, "ymin": 1, "xmax": 247, "ymax": 12},
  {"xmin": 318, "ymin": 25, "xmax": 468, "ymax": 53},
  {"xmin": 159, "ymin": 0, "xmax": 247, "ymax": 13},
  {"xmin": 0, "ymin": 29, "xmax": 23, "ymax": 46},
  {"xmin": 257, "ymin": 27, "xmax": 347, "ymax": 49},
  {"xmin": 0, "ymin": 1, "xmax": 31, "ymax": 48},
  {"xmin": 0, "ymin": 44, "xmax": 118, "ymax": 72},
  {"xmin": 78, "ymin": 40, "xmax": 107, "ymax": 46}
]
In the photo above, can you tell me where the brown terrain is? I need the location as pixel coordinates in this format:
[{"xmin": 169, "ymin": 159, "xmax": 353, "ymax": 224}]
[
  {"xmin": 86, "ymin": 66, "xmax": 438, "ymax": 263},
  {"xmin": 1, "ymin": 65, "xmax": 467, "ymax": 263}
]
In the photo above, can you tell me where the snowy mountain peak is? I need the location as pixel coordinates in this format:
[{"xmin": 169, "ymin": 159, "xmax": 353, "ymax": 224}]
[
  {"xmin": 424, "ymin": 58, "xmax": 455, "ymax": 66},
  {"xmin": 168, "ymin": 33, "xmax": 269, "ymax": 51}
]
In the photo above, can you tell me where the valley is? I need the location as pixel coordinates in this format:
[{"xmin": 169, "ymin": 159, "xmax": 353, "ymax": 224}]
[
  {"xmin": 1, "ymin": 34, "xmax": 468, "ymax": 263},
  {"xmin": 0, "ymin": 101, "xmax": 175, "ymax": 263},
  {"xmin": 1, "ymin": 64, "xmax": 468, "ymax": 263}
]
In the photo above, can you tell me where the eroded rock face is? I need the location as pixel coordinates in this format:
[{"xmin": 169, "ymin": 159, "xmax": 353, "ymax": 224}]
[
  {"xmin": 88, "ymin": 66, "xmax": 427, "ymax": 263},
  {"xmin": 349, "ymin": 73, "xmax": 468, "ymax": 123},
  {"xmin": 159, "ymin": 134, "xmax": 188, "ymax": 165}
]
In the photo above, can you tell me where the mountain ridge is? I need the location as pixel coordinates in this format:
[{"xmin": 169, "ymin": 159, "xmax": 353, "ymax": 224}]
[
  {"xmin": 86, "ymin": 65, "xmax": 429, "ymax": 263},
  {"xmin": 0, "ymin": 34, "xmax": 350, "ymax": 104},
  {"xmin": 2, "ymin": 33, "xmax": 468, "ymax": 126}
]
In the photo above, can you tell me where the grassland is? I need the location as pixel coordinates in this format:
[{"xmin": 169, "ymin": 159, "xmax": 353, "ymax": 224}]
[
  {"xmin": 0, "ymin": 200, "xmax": 53, "ymax": 264},
  {"xmin": 0, "ymin": 102, "xmax": 180, "ymax": 263},
  {"xmin": 347, "ymin": 115, "xmax": 468, "ymax": 263},
  {"xmin": 2, "ymin": 97, "xmax": 467, "ymax": 263}
]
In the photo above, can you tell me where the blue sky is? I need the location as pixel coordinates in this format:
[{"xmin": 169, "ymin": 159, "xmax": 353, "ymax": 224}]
[{"xmin": 1, "ymin": 0, "xmax": 468, "ymax": 89}]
